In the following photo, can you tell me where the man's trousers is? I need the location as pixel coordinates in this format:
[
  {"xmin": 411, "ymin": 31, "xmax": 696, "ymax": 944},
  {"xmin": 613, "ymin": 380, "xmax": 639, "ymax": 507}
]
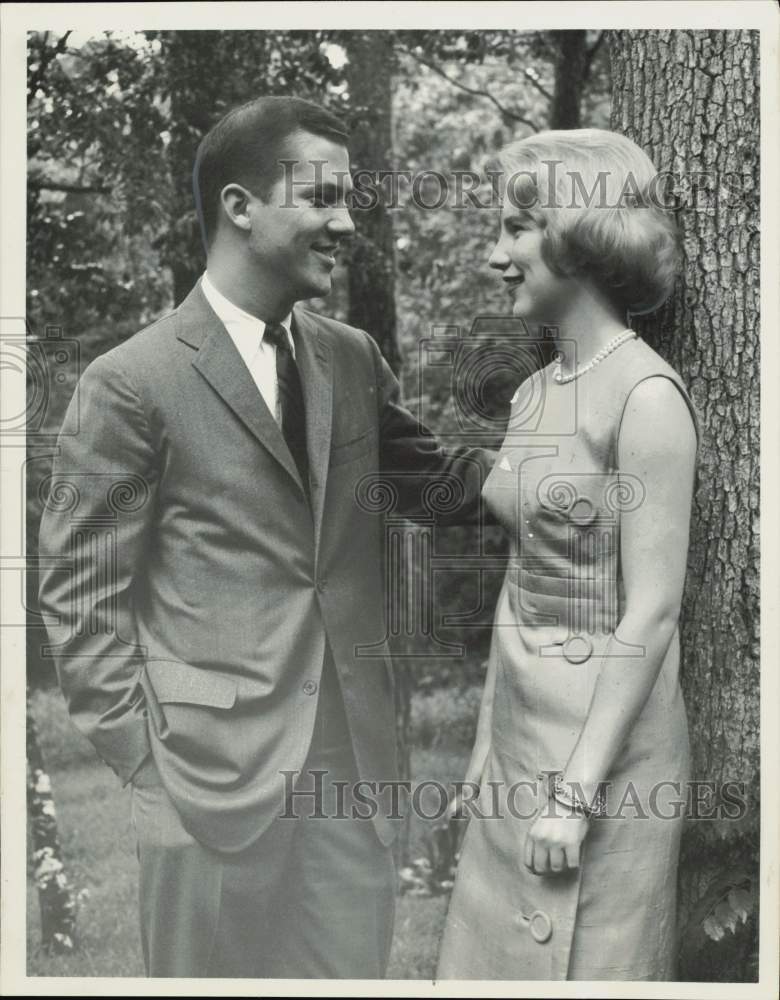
[{"xmin": 130, "ymin": 655, "xmax": 396, "ymax": 978}]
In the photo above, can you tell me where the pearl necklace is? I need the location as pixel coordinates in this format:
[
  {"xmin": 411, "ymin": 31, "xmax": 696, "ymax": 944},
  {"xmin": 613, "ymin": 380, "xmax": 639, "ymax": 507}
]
[{"xmin": 552, "ymin": 329, "xmax": 637, "ymax": 384}]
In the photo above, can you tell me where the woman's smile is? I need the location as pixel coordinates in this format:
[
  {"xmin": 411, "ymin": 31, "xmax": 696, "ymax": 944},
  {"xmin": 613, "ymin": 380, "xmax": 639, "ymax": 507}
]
[{"xmin": 489, "ymin": 212, "xmax": 573, "ymax": 325}]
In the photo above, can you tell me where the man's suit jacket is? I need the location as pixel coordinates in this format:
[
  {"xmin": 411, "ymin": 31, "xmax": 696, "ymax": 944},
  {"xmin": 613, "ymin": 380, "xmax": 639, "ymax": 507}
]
[{"xmin": 38, "ymin": 282, "xmax": 489, "ymax": 852}]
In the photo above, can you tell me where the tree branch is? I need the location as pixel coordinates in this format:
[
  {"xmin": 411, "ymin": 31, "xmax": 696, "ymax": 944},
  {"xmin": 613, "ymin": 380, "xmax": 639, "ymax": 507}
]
[
  {"xmin": 30, "ymin": 179, "xmax": 111, "ymax": 195},
  {"xmin": 398, "ymin": 45, "xmax": 539, "ymax": 131},
  {"xmin": 28, "ymin": 30, "xmax": 72, "ymax": 98},
  {"xmin": 522, "ymin": 67, "xmax": 553, "ymax": 103}
]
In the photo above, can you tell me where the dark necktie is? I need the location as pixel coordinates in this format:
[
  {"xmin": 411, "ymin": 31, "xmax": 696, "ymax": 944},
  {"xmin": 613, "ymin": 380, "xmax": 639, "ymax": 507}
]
[{"xmin": 264, "ymin": 322, "xmax": 310, "ymax": 497}]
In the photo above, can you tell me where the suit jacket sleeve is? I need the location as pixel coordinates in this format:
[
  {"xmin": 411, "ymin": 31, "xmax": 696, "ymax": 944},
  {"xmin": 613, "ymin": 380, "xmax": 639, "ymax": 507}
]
[
  {"xmin": 37, "ymin": 351, "xmax": 158, "ymax": 784},
  {"xmin": 371, "ymin": 338, "xmax": 495, "ymax": 523}
]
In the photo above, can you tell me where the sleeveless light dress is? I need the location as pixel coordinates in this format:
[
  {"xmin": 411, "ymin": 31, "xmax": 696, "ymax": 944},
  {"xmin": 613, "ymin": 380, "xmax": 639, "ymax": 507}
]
[{"xmin": 437, "ymin": 337, "xmax": 698, "ymax": 981}]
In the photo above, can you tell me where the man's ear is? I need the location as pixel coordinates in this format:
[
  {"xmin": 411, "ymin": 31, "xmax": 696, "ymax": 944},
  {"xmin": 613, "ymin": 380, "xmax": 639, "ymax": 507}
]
[{"xmin": 220, "ymin": 184, "xmax": 254, "ymax": 233}]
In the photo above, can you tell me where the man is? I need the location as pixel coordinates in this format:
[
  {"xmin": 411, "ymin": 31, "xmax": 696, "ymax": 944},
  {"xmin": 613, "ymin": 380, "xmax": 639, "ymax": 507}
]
[{"xmin": 38, "ymin": 96, "xmax": 490, "ymax": 978}]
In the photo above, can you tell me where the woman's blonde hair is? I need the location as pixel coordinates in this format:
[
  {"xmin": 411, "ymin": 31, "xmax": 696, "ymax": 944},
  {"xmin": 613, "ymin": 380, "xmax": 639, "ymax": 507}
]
[{"xmin": 491, "ymin": 128, "xmax": 680, "ymax": 314}]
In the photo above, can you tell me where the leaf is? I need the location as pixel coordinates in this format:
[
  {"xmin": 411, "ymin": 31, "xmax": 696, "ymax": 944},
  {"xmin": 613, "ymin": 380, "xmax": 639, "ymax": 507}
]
[
  {"xmin": 679, "ymin": 870, "xmax": 755, "ymax": 960},
  {"xmin": 712, "ymin": 900, "xmax": 739, "ymax": 936},
  {"xmin": 727, "ymin": 888, "xmax": 753, "ymax": 924},
  {"xmin": 702, "ymin": 914, "xmax": 725, "ymax": 942}
]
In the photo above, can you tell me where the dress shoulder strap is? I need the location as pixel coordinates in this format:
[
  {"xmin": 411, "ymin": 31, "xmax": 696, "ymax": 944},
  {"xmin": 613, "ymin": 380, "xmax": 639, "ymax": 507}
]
[{"xmin": 611, "ymin": 338, "xmax": 701, "ymax": 455}]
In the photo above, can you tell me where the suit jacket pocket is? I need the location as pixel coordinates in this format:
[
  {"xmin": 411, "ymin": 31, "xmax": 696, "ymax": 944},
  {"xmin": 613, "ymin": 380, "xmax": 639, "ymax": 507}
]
[
  {"xmin": 144, "ymin": 659, "xmax": 237, "ymax": 709},
  {"xmin": 330, "ymin": 428, "xmax": 376, "ymax": 467}
]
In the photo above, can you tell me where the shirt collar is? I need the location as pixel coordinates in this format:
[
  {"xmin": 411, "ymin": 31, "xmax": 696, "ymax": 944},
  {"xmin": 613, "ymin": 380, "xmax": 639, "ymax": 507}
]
[{"xmin": 201, "ymin": 272, "xmax": 293, "ymax": 344}]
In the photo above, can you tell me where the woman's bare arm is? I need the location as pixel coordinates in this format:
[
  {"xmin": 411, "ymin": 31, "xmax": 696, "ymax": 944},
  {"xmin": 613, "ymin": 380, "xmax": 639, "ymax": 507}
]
[{"xmin": 562, "ymin": 376, "xmax": 697, "ymax": 799}]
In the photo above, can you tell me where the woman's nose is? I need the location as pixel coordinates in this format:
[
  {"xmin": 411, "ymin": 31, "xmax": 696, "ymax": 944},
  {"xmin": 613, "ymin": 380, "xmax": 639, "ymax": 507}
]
[{"xmin": 488, "ymin": 238, "xmax": 509, "ymax": 270}]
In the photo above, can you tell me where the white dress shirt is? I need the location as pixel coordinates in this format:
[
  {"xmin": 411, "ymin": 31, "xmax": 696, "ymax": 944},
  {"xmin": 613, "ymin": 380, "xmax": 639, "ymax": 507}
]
[{"xmin": 200, "ymin": 271, "xmax": 294, "ymax": 426}]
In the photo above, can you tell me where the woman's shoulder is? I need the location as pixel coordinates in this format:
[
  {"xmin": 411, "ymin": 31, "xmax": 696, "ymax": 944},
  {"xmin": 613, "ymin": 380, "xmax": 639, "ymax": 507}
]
[
  {"xmin": 617, "ymin": 338, "xmax": 700, "ymax": 448},
  {"xmin": 618, "ymin": 335, "xmax": 685, "ymax": 387}
]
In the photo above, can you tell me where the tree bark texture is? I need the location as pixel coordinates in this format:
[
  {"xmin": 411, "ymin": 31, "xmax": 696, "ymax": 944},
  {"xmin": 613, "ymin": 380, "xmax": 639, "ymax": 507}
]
[
  {"xmin": 609, "ymin": 29, "xmax": 760, "ymax": 981},
  {"xmin": 344, "ymin": 33, "xmax": 402, "ymax": 374}
]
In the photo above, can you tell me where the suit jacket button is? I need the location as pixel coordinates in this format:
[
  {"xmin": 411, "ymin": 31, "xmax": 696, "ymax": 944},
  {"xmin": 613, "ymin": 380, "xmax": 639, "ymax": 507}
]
[
  {"xmin": 316, "ymin": 579, "xmax": 327, "ymax": 593},
  {"xmin": 302, "ymin": 680, "xmax": 318, "ymax": 696}
]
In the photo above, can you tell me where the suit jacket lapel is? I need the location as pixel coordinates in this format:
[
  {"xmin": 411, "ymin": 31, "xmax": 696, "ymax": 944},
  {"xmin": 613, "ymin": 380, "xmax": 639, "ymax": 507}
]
[
  {"xmin": 293, "ymin": 306, "xmax": 332, "ymax": 547},
  {"xmin": 177, "ymin": 282, "xmax": 305, "ymax": 493}
]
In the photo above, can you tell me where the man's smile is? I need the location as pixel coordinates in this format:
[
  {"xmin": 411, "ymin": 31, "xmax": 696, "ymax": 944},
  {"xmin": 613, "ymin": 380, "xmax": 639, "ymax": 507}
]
[{"xmin": 311, "ymin": 243, "xmax": 339, "ymax": 266}]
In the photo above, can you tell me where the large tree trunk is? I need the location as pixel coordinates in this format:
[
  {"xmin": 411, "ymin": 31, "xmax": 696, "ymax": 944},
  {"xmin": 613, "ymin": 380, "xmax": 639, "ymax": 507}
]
[
  {"xmin": 344, "ymin": 33, "xmax": 408, "ymax": 861},
  {"xmin": 344, "ymin": 33, "xmax": 401, "ymax": 373},
  {"xmin": 609, "ymin": 29, "xmax": 760, "ymax": 981}
]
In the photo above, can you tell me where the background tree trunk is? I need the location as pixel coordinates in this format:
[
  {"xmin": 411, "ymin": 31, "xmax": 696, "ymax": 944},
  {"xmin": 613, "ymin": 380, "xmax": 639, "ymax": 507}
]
[
  {"xmin": 344, "ymin": 33, "xmax": 401, "ymax": 373},
  {"xmin": 549, "ymin": 30, "xmax": 588, "ymax": 128},
  {"xmin": 609, "ymin": 29, "xmax": 760, "ymax": 981},
  {"xmin": 344, "ymin": 32, "xmax": 409, "ymax": 861},
  {"xmin": 159, "ymin": 32, "xmax": 225, "ymax": 305}
]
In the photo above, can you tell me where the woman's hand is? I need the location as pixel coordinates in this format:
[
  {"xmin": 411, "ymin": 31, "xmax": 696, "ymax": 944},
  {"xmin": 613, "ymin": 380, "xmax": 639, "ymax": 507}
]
[{"xmin": 523, "ymin": 802, "xmax": 589, "ymax": 876}]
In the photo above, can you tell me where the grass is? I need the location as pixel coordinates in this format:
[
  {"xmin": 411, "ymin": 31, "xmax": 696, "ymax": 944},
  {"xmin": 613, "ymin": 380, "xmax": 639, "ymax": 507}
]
[
  {"xmin": 27, "ymin": 763, "xmax": 141, "ymax": 977},
  {"xmin": 26, "ymin": 686, "xmax": 476, "ymax": 979}
]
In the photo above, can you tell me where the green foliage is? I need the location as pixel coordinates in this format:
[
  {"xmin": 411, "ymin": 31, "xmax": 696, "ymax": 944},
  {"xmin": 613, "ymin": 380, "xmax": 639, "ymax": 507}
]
[
  {"xmin": 677, "ymin": 814, "xmax": 760, "ymax": 981},
  {"xmin": 409, "ymin": 683, "xmax": 483, "ymax": 749},
  {"xmin": 27, "ymin": 688, "xmax": 100, "ymax": 770},
  {"xmin": 27, "ymin": 761, "xmax": 140, "ymax": 977},
  {"xmin": 27, "ymin": 31, "xmax": 170, "ymax": 333}
]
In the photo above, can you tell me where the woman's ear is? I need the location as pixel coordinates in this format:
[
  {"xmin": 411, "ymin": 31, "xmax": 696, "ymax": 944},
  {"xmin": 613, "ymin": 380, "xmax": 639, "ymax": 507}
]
[{"xmin": 219, "ymin": 183, "xmax": 253, "ymax": 233}]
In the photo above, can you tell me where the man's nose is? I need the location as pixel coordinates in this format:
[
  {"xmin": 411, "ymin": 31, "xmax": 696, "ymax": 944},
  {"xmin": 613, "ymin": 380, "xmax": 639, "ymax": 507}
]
[{"xmin": 327, "ymin": 207, "xmax": 355, "ymax": 237}]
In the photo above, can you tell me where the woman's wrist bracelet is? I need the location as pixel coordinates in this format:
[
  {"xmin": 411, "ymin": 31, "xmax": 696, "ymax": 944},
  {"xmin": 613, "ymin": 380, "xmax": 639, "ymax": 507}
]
[{"xmin": 551, "ymin": 774, "xmax": 607, "ymax": 818}]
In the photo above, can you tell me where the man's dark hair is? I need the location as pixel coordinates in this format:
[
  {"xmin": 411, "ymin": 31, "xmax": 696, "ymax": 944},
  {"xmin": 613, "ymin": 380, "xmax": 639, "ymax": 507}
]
[{"xmin": 193, "ymin": 96, "xmax": 350, "ymax": 249}]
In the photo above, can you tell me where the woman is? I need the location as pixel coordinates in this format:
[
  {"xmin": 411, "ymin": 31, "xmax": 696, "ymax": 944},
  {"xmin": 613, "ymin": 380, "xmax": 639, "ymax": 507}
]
[{"xmin": 437, "ymin": 129, "xmax": 698, "ymax": 981}]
